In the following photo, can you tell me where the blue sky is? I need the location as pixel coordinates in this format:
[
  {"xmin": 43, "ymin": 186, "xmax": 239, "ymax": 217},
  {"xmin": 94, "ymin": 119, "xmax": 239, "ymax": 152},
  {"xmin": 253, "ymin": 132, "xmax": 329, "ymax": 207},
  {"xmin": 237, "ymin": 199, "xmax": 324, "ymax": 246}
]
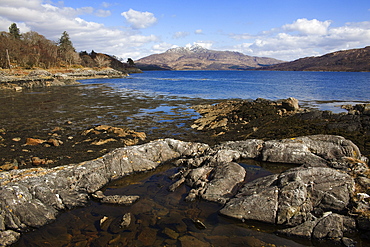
[{"xmin": 1, "ymin": 0, "xmax": 370, "ymax": 61}]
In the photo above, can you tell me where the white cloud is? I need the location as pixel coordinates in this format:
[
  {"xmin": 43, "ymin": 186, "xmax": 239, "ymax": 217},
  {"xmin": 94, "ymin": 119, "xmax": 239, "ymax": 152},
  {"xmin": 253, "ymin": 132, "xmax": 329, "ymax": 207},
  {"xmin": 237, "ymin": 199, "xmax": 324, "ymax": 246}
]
[
  {"xmin": 151, "ymin": 42, "xmax": 177, "ymax": 54},
  {"xmin": 192, "ymin": 41, "xmax": 213, "ymax": 49},
  {"xmin": 41, "ymin": 4, "xmax": 94, "ymax": 17},
  {"xmin": 283, "ymin": 18, "xmax": 331, "ymax": 35},
  {"xmin": 173, "ymin": 31, "xmax": 189, "ymax": 39},
  {"xmin": 230, "ymin": 18, "xmax": 370, "ymax": 61},
  {"xmin": 2, "ymin": 1, "xmax": 369, "ymax": 62},
  {"xmin": 121, "ymin": 9, "xmax": 157, "ymax": 29},
  {"xmin": 1, "ymin": 0, "xmax": 42, "ymax": 8},
  {"xmin": 0, "ymin": 16, "xmax": 31, "ymax": 33},
  {"xmin": 328, "ymin": 21, "xmax": 370, "ymax": 42},
  {"xmin": 0, "ymin": 0, "xmax": 159, "ymax": 60}
]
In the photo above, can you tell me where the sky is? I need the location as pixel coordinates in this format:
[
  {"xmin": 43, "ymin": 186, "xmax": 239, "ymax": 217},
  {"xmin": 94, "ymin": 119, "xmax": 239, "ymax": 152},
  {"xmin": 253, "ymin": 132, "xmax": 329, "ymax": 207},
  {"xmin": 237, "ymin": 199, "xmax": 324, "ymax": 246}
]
[{"xmin": 1, "ymin": 0, "xmax": 370, "ymax": 61}]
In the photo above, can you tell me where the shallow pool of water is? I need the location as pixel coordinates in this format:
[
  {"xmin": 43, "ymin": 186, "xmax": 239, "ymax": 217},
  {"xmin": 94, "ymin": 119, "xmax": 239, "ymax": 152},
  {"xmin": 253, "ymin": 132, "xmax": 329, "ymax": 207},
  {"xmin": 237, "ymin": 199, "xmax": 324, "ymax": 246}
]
[{"xmin": 15, "ymin": 161, "xmax": 315, "ymax": 247}]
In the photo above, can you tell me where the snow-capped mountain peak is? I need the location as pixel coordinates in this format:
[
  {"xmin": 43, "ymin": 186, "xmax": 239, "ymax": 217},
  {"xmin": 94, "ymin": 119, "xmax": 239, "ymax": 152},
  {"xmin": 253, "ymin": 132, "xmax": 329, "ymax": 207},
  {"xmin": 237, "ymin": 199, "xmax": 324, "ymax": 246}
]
[{"xmin": 166, "ymin": 44, "xmax": 209, "ymax": 54}]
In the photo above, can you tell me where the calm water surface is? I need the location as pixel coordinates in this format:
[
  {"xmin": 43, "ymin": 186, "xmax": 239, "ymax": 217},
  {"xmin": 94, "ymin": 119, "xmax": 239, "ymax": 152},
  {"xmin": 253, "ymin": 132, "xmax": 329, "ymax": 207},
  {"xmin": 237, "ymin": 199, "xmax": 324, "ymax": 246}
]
[{"xmin": 94, "ymin": 70, "xmax": 370, "ymax": 112}]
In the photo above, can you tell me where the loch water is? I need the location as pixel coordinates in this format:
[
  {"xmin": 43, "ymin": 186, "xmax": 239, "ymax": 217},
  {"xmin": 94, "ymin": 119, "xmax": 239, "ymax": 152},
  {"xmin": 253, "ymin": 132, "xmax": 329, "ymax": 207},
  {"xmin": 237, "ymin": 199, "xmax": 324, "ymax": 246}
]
[
  {"xmin": 10, "ymin": 71, "xmax": 370, "ymax": 246},
  {"xmin": 91, "ymin": 70, "xmax": 370, "ymax": 112}
]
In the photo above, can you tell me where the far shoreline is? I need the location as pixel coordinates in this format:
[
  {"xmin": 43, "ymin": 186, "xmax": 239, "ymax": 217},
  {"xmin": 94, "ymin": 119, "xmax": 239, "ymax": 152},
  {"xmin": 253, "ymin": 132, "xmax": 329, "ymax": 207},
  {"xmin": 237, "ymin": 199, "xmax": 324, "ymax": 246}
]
[{"xmin": 0, "ymin": 67, "xmax": 142, "ymax": 90}]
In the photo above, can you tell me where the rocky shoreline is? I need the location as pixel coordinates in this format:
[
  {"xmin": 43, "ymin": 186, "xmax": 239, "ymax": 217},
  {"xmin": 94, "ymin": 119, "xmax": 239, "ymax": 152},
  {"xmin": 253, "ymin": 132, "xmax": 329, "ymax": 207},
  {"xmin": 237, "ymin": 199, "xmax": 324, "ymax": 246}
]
[
  {"xmin": 190, "ymin": 98, "xmax": 370, "ymax": 157},
  {"xmin": 0, "ymin": 68, "xmax": 128, "ymax": 90},
  {"xmin": 0, "ymin": 135, "xmax": 369, "ymax": 246},
  {"xmin": 0, "ymin": 124, "xmax": 147, "ymax": 171},
  {"xmin": 171, "ymin": 135, "xmax": 370, "ymax": 245},
  {"xmin": 0, "ymin": 94, "xmax": 370, "ymax": 246}
]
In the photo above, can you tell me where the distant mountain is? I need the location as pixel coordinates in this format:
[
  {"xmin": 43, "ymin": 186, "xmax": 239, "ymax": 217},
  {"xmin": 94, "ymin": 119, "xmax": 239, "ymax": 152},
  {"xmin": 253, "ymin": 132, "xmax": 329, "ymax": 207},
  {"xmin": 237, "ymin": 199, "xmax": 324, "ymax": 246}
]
[
  {"xmin": 135, "ymin": 45, "xmax": 284, "ymax": 70},
  {"xmin": 260, "ymin": 46, "xmax": 370, "ymax": 72}
]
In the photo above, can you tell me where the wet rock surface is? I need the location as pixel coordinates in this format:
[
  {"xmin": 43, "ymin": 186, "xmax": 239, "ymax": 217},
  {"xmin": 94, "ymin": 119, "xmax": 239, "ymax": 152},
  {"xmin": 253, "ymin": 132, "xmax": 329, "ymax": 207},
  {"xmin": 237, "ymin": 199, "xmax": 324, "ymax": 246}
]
[
  {"xmin": 191, "ymin": 97, "xmax": 303, "ymax": 132},
  {"xmin": 0, "ymin": 83, "xmax": 210, "ymax": 172},
  {"xmin": 0, "ymin": 124, "xmax": 146, "ymax": 171},
  {"xmin": 169, "ymin": 135, "xmax": 370, "ymax": 245},
  {"xmin": 92, "ymin": 190, "xmax": 140, "ymax": 205},
  {"xmin": 1, "ymin": 135, "xmax": 369, "ymax": 246},
  {"xmin": 0, "ymin": 139, "xmax": 209, "ymax": 245},
  {"xmin": 1, "ymin": 92, "xmax": 370, "ymax": 246},
  {"xmin": 191, "ymin": 98, "xmax": 370, "ymax": 157}
]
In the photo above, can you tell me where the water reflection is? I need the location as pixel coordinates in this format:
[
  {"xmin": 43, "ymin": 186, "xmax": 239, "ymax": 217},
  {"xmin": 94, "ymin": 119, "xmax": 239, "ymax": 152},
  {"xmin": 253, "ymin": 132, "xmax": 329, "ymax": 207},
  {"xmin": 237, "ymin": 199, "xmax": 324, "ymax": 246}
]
[{"xmin": 15, "ymin": 162, "xmax": 311, "ymax": 247}]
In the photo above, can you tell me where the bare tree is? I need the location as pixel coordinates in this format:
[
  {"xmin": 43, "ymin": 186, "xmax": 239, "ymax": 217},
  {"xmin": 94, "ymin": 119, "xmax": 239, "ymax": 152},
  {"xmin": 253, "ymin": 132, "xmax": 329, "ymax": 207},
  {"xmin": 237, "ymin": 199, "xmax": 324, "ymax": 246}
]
[{"xmin": 94, "ymin": 54, "xmax": 110, "ymax": 68}]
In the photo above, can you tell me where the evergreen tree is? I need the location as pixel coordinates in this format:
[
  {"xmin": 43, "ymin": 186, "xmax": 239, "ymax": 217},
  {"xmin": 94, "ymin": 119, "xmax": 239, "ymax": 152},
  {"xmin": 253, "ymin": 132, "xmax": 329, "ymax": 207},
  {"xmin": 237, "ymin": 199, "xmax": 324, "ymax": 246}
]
[
  {"xmin": 127, "ymin": 58, "xmax": 135, "ymax": 66},
  {"xmin": 58, "ymin": 31, "xmax": 74, "ymax": 52},
  {"xmin": 9, "ymin": 23, "xmax": 21, "ymax": 39},
  {"xmin": 57, "ymin": 31, "xmax": 77, "ymax": 66}
]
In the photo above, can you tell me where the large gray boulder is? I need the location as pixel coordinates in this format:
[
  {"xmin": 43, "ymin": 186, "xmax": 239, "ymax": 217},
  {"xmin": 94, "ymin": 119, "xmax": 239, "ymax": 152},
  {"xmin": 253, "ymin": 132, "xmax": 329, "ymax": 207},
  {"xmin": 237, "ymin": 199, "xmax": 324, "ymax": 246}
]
[
  {"xmin": 0, "ymin": 135, "xmax": 368, "ymax": 246},
  {"xmin": 276, "ymin": 212, "xmax": 356, "ymax": 240},
  {"xmin": 220, "ymin": 167, "xmax": 355, "ymax": 225},
  {"xmin": 261, "ymin": 135, "xmax": 366, "ymax": 167},
  {"xmin": 0, "ymin": 139, "xmax": 209, "ymax": 246},
  {"xmin": 168, "ymin": 135, "xmax": 369, "ymax": 244},
  {"xmin": 179, "ymin": 161, "xmax": 246, "ymax": 204}
]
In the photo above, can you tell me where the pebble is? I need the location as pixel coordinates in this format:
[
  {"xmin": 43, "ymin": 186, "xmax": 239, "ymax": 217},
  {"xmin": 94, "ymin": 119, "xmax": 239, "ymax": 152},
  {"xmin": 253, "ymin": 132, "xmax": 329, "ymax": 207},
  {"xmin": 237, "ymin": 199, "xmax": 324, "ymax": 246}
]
[
  {"xmin": 26, "ymin": 138, "xmax": 46, "ymax": 146},
  {"xmin": 0, "ymin": 161, "xmax": 18, "ymax": 171},
  {"xmin": 120, "ymin": 213, "xmax": 131, "ymax": 228},
  {"xmin": 100, "ymin": 216, "xmax": 109, "ymax": 227},
  {"xmin": 52, "ymin": 127, "xmax": 62, "ymax": 132},
  {"xmin": 47, "ymin": 138, "xmax": 62, "ymax": 147},
  {"xmin": 192, "ymin": 219, "xmax": 207, "ymax": 230},
  {"xmin": 31, "ymin": 157, "xmax": 45, "ymax": 166},
  {"xmin": 163, "ymin": 227, "xmax": 179, "ymax": 240}
]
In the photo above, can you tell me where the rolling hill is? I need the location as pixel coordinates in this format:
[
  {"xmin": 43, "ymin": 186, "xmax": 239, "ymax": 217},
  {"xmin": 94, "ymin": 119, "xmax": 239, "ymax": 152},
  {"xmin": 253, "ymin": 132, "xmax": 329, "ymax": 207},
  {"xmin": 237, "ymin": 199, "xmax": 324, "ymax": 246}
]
[
  {"xmin": 135, "ymin": 45, "xmax": 284, "ymax": 70},
  {"xmin": 259, "ymin": 46, "xmax": 370, "ymax": 72}
]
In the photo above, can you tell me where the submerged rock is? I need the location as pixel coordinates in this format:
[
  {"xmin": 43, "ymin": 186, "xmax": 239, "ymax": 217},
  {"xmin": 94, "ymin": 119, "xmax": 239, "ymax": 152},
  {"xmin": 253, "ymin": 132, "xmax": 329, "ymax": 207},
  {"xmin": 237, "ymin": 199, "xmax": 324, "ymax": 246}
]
[
  {"xmin": 108, "ymin": 213, "xmax": 132, "ymax": 233},
  {"xmin": 0, "ymin": 135, "xmax": 369, "ymax": 246},
  {"xmin": 168, "ymin": 134, "xmax": 369, "ymax": 244},
  {"xmin": 92, "ymin": 190, "xmax": 140, "ymax": 205},
  {"xmin": 0, "ymin": 139, "xmax": 209, "ymax": 246}
]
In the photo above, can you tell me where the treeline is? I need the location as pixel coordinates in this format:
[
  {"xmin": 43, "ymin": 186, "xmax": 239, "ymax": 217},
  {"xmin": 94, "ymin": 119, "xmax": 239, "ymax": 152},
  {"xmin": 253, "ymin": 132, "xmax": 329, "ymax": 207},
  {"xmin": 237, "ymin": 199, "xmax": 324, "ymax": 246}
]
[{"xmin": 0, "ymin": 23, "xmax": 133, "ymax": 70}]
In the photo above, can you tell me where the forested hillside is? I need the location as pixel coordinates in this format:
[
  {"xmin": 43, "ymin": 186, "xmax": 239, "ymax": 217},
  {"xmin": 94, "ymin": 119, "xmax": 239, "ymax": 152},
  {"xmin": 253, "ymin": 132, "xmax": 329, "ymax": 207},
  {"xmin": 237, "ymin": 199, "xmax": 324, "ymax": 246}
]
[{"xmin": 0, "ymin": 23, "xmax": 135, "ymax": 72}]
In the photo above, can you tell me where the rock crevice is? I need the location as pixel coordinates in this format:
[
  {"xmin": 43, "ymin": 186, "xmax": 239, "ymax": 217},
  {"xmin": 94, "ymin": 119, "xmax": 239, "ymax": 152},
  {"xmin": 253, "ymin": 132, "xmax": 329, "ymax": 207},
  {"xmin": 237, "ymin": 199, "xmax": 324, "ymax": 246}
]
[{"xmin": 0, "ymin": 135, "xmax": 369, "ymax": 246}]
